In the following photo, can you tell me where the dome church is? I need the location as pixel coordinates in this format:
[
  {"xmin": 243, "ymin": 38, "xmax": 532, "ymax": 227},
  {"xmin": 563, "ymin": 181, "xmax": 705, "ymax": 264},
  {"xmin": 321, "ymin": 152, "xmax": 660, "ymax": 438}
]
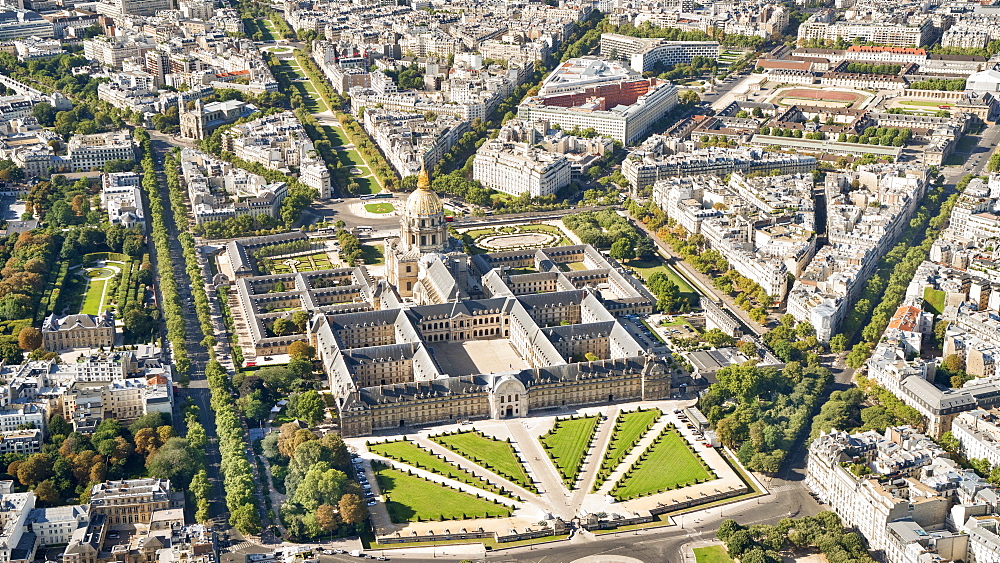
[{"xmin": 385, "ymin": 167, "xmax": 460, "ymax": 299}]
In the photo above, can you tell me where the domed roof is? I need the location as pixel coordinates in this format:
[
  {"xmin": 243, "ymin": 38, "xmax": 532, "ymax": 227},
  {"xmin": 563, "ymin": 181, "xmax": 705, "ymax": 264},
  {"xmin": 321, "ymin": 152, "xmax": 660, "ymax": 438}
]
[{"xmin": 405, "ymin": 166, "xmax": 444, "ymax": 217}]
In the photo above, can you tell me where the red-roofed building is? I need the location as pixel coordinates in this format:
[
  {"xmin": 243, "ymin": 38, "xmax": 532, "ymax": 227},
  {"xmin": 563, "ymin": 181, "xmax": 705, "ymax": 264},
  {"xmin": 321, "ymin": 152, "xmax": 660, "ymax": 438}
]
[
  {"xmin": 844, "ymin": 45, "xmax": 927, "ymax": 64},
  {"xmin": 887, "ymin": 305, "xmax": 933, "ymax": 354}
]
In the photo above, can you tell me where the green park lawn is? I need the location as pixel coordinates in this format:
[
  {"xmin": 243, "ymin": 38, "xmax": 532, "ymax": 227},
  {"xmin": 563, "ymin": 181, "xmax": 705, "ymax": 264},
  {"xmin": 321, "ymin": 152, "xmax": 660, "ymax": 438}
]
[
  {"xmin": 352, "ymin": 177, "xmax": 379, "ymax": 195},
  {"xmin": 612, "ymin": 428, "xmax": 713, "ymax": 501},
  {"xmin": 693, "ymin": 545, "xmax": 735, "ymax": 563},
  {"xmin": 629, "ymin": 258, "xmax": 696, "ymax": 294},
  {"xmin": 276, "ymin": 60, "xmax": 328, "ymax": 113},
  {"xmin": 539, "ymin": 416, "xmax": 600, "ymax": 487},
  {"xmin": 364, "ymin": 202, "xmax": 395, "ymax": 214},
  {"xmin": 924, "ymin": 287, "xmax": 946, "ymax": 315},
  {"xmin": 368, "ymin": 440, "xmax": 512, "ymax": 498},
  {"xmin": 595, "ymin": 409, "xmax": 661, "ymax": 489},
  {"xmin": 899, "ymin": 100, "xmax": 952, "ymax": 108},
  {"xmin": 373, "ymin": 465, "xmax": 511, "ymax": 523},
  {"xmin": 81, "ymin": 269, "xmax": 113, "ymax": 315},
  {"xmin": 320, "ymin": 125, "xmax": 351, "ymax": 147},
  {"xmin": 432, "ymin": 431, "xmax": 536, "ymax": 492},
  {"xmin": 360, "ymin": 244, "xmax": 384, "ymax": 265}
]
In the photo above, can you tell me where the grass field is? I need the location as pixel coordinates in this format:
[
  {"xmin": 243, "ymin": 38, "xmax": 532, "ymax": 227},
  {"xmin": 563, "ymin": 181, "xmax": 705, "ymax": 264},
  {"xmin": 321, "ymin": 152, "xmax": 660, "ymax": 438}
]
[
  {"xmin": 693, "ymin": 545, "xmax": 735, "ymax": 563},
  {"xmin": 899, "ymin": 100, "xmax": 952, "ymax": 108},
  {"xmin": 612, "ymin": 428, "xmax": 712, "ymax": 501},
  {"xmin": 629, "ymin": 257, "xmax": 699, "ymax": 309},
  {"xmin": 595, "ymin": 409, "xmax": 661, "ymax": 489},
  {"xmin": 924, "ymin": 287, "xmax": 946, "ymax": 315},
  {"xmin": 432, "ymin": 431, "xmax": 536, "ymax": 492},
  {"xmin": 360, "ymin": 244, "xmax": 384, "ymax": 265},
  {"xmin": 320, "ymin": 125, "xmax": 351, "ymax": 148},
  {"xmin": 81, "ymin": 268, "xmax": 114, "ymax": 315},
  {"xmin": 539, "ymin": 416, "xmax": 600, "ymax": 487},
  {"xmin": 368, "ymin": 440, "xmax": 514, "ymax": 498},
  {"xmin": 364, "ymin": 202, "xmax": 395, "ymax": 214},
  {"xmin": 273, "ymin": 60, "xmax": 328, "ymax": 114},
  {"xmin": 373, "ymin": 465, "xmax": 512, "ymax": 522}
]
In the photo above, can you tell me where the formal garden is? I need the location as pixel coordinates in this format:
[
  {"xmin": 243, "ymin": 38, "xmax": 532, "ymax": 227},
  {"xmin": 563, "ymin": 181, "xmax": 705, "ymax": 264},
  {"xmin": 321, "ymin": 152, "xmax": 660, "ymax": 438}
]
[
  {"xmin": 367, "ymin": 438, "xmax": 518, "ymax": 500},
  {"xmin": 610, "ymin": 425, "xmax": 716, "ymax": 501},
  {"xmin": 593, "ymin": 408, "xmax": 662, "ymax": 490},
  {"xmin": 538, "ymin": 414, "xmax": 601, "ymax": 488},
  {"xmin": 431, "ymin": 430, "xmax": 537, "ymax": 493},
  {"xmin": 56, "ymin": 253, "xmax": 147, "ymax": 320},
  {"xmin": 459, "ymin": 224, "xmax": 570, "ymax": 254},
  {"xmin": 259, "ymin": 252, "xmax": 335, "ymax": 274},
  {"xmin": 372, "ymin": 462, "xmax": 513, "ymax": 523}
]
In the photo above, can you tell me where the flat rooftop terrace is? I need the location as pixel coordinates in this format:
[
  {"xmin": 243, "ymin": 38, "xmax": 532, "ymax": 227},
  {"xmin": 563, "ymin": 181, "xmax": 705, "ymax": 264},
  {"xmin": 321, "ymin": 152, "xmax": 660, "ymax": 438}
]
[{"xmin": 429, "ymin": 340, "xmax": 529, "ymax": 377}]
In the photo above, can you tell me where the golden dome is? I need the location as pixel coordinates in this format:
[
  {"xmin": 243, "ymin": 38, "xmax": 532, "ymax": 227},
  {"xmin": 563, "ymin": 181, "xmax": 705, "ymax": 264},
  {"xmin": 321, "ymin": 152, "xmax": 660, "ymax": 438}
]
[{"xmin": 405, "ymin": 166, "xmax": 444, "ymax": 217}]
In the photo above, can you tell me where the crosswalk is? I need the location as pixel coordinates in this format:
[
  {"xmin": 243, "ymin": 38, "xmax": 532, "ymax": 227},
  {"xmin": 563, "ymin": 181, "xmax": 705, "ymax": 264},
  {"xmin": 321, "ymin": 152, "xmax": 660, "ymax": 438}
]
[{"xmin": 226, "ymin": 541, "xmax": 256, "ymax": 552}]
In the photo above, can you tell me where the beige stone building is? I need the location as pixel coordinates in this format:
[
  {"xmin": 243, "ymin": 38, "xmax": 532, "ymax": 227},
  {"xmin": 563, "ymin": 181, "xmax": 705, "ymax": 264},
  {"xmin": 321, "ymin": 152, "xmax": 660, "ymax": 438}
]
[
  {"xmin": 41, "ymin": 313, "xmax": 115, "ymax": 351},
  {"xmin": 88, "ymin": 479, "xmax": 172, "ymax": 527}
]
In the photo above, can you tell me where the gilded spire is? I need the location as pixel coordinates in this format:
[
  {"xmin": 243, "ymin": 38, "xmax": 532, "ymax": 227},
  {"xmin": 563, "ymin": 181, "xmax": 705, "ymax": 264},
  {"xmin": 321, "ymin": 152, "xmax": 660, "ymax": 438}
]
[{"xmin": 417, "ymin": 162, "xmax": 430, "ymax": 191}]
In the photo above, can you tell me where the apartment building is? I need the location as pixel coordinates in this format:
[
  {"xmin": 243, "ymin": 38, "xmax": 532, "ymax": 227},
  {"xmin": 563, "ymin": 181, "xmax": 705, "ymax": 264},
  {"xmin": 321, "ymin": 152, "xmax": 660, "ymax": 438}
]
[
  {"xmin": 806, "ymin": 426, "xmax": 993, "ymax": 563},
  {"xmin": 179, "ymin": 148, "xmax": 287, "ymax": 225},
  {"xmin": 651, "ymin": 172, "xmax": 816, "ymax": 300},
  {"xmin": 473, "ymin": 141, "xmax": 572, "ymax": 197},
  {"xmin": 0, "ymin": 492, "xmax": 36, "ymax": 563},
  {"xmin": 83, "ymin": 35, "xmax": 156, "ymax": 69},
  {"xmin": 0, "ymin": 429, "xmax": 41, "ymax": 456},
  {"xmin": 599, "ymin": 33, "xmax": 720, "ymax": 73},
  {"xmin": 953, "ymin": 409, "xmax": 1000, "ymax": 469},
  {"xmin": 517, "ymin": 57, "xmax": 678, "ymax": 144},
  {"xmin": 66, "ymin": 130, "xmax": 135, "ymax": 173},
  {"xmin": 362, "ymin": 109, "xmax": 469, "ymax": 179},
  {"xmin": 788, "ymin": 165, "xmax": 928, "ymax": 341},
  {"xmin": 222, "ymin": 112, "xmax": 330, "ymax": 199},
  {"xmin": 623, "ymin": 136, "xmax": 817, "ymax": 189},
  {"xmin": 797, "ymin": 12, "xmax": 933, "ymax": 47},
  {"xmin": 101, "ymin": 172, "xmax": 145, "ymax": 230},
  {"xmin": 28, "ymin": 505, "xmax": 89, "ymax": 547}
]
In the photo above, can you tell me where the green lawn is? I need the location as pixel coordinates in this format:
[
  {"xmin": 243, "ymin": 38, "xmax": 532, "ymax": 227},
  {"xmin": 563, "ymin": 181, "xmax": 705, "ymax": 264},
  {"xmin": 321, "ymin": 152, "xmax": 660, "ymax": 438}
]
[
  {"xmin": 350, "ymin": 166, "xmax": 370, "ymax": 176},
  {"xmin": 338, "ymin": 148, "xmax": 365, "ymax": 167},
  {"xmin": 78, "ymin": 264, "xmax": 124, "ymax": 316},
  {"xmin": 368, "ymin": 440, "xmax": 515, "ymax": 498},
  {"xmin": 594, "ymin": 408, "xmax": 661, "ymax": 490},
  {"xmin": 432, "ymin": 431, "xmax": 536, "ymax": 492},
  {"xmin": 611, "ymin": 428, "xmax": 713, "ymax": 501},
  {"xmin": 373, "ymin": 465, "xmax": 512, "ymax": 523},
  {"xmin": 81, "ymin": 273, "xmax": 110, "ymax": 315},
  {"xmin": 360, "ymin": 244, "xmax": 384, "ymax": 265},
  {"xmin": 539, "ymin": 415, "xmax": 600, "ymax": 487},
  {"xmin": 629, "ymin": 258, "xmax": 695, "ymax": 294},
  {"xmin": 923, "ymin": 287, "xmax": 946, "ymax": 315},
  {"xmin": 364, "ymin": 202, "xmax": 395, "ymax": 214},
  {"xmin": 275, "ymin": 60, "xmax": 328, "ymax": 113},
  {"xmin": 899, "ymin": 100, "xmax": 952, "ymax": 108},
  {"xmin": 694, "ymin": 545, "xmax": 735, "ymax": 563},
  {"xmin": 352, "ymin": 176, "xmax": 379, "ymax": 195},
  {"xmin": 320, "ymin": 125, "xmax": 350, "ymax": 147}
]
